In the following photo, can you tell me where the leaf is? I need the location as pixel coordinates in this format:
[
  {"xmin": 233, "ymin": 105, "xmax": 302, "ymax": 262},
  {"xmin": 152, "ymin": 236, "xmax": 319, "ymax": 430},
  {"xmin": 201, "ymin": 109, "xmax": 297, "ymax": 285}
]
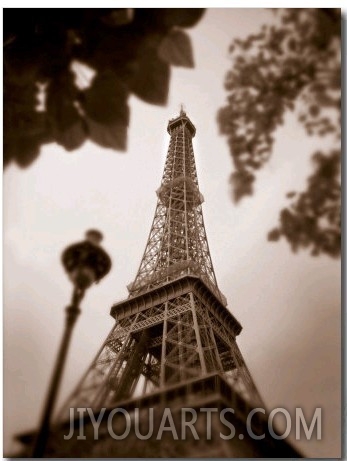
[
  {"xmin": 159, "ymin": 9, "xmax": 205, "ymax": 28},
  {"xmin": 55, "ymin": 120, "xmax": 87, "ymax": 151},
  {"xmin": 268, "ymin": 228, "xmax": 281, "ymax": 242},
  {"xmin": 15, "ymin": 142, "xmax": 41, "ymax": 168},
  {"xmin": 309, "ymin": 105, "xmax": 320, "ymax": 117},
  {"xmin": 286, "ymin": 191, "xmax": 297, "ymax": 198},
  {"xmin": 229, "ymin": 170, "xmax": 255, "ymax": 203},
  {"xmin": 84, "ymin": 26, "xmax": 142, "ymax": 74},
  {"xmin": 4, "ymin": 26, "xmax": 49, "ymax": 84},
  {"xmin": 129, "ymin": 42, "xmax": 170, "ymax": 105},
  {"xmin": 83, "ymin": 71, "xmax": 129, "ymax": 125},
  {"xmin": 4, "ymin": 137, "xmax": 41, "ymax": 168},
  {"xmin": 100, "ymin": 9, "xmax": 134, "ymax": 27},
  {"xmin": 46, "ymin": 74, "xmax": 81, "ymax": 132},
  {"xmin": 45, "ymin": 71, "xmax": 88, "ymax": 150},
  {"xmin": 3, "ymin": 84, "xmax": 51, "ymax": 167},
  {"xmin": 158, "ymin": 30, "xmax": 194, "ymax": 68},
  {"xmin": 86, "ymin": 118, "xmax": 127, "ymax": 151}
]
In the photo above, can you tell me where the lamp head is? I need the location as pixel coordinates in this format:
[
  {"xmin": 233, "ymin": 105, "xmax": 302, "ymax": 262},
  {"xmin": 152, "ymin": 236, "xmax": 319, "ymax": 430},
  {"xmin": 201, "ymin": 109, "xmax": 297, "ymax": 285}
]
[{"xmin": 62, "ymin": 230, "xmax": 112, "ymax": 290}]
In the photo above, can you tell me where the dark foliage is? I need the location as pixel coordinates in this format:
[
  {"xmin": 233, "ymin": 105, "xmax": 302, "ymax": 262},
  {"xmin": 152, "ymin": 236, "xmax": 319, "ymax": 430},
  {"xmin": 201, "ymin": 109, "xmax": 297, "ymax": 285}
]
[
  {"xmin": 218, "ymin": 8, "xmax": 341, "ymax": 257},
  {"xmin": 4, "ymin": 8, "xmax": 204, "ymax": 167}
]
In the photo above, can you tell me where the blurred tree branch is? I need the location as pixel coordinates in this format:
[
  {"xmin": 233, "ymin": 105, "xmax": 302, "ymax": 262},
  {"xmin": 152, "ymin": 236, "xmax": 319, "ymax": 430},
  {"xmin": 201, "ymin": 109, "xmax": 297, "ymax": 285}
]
[
  {"xmin": 3, "ymin": 8, "xmax": 205, "ymax": 167},
  {"xmin": 218, "ymin": 8, "xmax": 341, "ymax": 257}
]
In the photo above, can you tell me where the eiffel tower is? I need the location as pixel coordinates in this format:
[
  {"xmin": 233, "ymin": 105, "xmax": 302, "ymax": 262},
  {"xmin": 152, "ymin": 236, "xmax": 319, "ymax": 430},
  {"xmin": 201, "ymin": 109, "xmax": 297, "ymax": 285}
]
[{"xmin": 17, "ymin": 109, "xmax": 300, "ymax": 458}]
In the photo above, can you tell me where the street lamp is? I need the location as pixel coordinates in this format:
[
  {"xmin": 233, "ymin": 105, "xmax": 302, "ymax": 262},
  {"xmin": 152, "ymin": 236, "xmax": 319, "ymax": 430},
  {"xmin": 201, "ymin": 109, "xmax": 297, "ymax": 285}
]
[{"xmin": 31, "ymin": 230, "xmax": 111, "ymax": 458}]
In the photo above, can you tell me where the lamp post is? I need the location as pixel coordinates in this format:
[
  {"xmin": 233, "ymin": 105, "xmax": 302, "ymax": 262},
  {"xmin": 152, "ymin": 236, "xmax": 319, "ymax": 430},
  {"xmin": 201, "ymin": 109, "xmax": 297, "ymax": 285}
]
[{"xmin": 31, "ymin": 230, "xmax": 111, "ymax": 458}]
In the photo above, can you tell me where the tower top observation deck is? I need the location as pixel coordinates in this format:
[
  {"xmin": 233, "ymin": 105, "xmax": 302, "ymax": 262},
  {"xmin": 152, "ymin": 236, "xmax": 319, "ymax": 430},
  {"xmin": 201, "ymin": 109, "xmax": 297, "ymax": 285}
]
[{"xmin": 167, "ymin": 107, "xmax": 196, "ymax": 137}]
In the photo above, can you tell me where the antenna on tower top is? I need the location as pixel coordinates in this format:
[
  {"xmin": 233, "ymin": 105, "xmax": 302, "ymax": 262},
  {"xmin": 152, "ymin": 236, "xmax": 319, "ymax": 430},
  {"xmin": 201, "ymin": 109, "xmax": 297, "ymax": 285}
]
[{"xmin": 180, "ymin": 103, "xmax": 186, "ymax": 116}]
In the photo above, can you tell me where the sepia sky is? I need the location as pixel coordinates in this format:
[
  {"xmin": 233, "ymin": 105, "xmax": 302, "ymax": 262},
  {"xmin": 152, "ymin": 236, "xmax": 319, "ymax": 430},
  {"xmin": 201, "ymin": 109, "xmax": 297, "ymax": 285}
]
[{"xmin": 3, "ymin": 8, "xmax": 341, "ymax": 457}]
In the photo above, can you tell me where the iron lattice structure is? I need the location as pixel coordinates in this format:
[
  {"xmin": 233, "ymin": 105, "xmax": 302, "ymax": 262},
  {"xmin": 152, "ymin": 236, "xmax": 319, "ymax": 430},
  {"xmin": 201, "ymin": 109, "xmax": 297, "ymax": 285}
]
[{"xmin": 57, "ymin": 110, "xmax": 264, "ymax": 421}]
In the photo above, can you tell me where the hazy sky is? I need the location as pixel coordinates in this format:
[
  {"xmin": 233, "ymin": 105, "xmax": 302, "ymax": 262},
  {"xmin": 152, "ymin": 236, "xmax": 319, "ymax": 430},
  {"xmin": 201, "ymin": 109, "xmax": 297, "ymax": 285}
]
[{"xmin": 3, "ymin": 9, "xmax": 341, "ymax": 457}]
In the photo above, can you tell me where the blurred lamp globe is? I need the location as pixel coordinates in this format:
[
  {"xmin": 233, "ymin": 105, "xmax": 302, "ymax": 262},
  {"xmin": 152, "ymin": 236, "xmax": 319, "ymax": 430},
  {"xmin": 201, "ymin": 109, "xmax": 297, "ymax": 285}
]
[{"xmin": 61, "ymin": 229, "xmax": 112, "ymax": 290}]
